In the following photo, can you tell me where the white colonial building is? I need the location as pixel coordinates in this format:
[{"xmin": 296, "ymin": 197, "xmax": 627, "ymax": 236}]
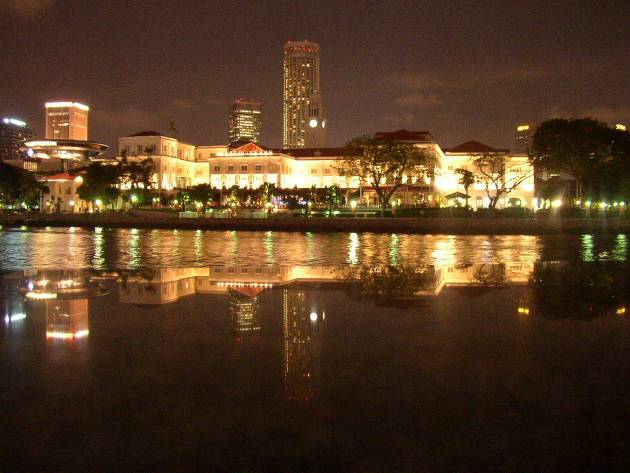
[{"xmin": 117, "ymin": 129, "xmax": 535, "ymax": 209}]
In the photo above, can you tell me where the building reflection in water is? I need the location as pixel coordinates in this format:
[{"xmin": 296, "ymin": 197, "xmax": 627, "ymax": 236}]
[
  {"xmin": 45, "ymin": 298, "xmax": 89, "ymax": 340},
  {"xmin": 229, "ymin": 288, "xmax": 262, "ymax": 341},
  {"xmin": 283, "ymin": 289, "xmax": 322, "ymax": 401},
  {"xmin": 1, "ymin": 270, "xmax": 107, "ymax": 342}
]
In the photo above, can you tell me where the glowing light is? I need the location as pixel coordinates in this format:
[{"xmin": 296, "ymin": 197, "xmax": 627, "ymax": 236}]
[
  {"xmin": 69, "ymin": 200, "xmax": 75, "ymax": 206},
  {"xmin": 74, "ymin": 175, "xmax": 83, "ymax": 184},
  {"xmin": 4, "ymin": 313, "xmax": 26, "ymax": 323},
  {"xmin": 130, "ymin": 194, "xmax": 138, "ymax": 203},
  {"xmin": 350, "ymin": 200, "xmax": 357, "ymax": 210},
  {"xmin": 551, "ymin": 199, "xmax": 562, "ymax": 208},
  {"xmin": 46, "ymin": 329, "xmax": 89, "ymax": 340},
  {"xmin": 617, "ymin": 307, "xmax": 627, "ymax": 315},
  {"xmin": 518, "ymin": 306, "xmax": 530, "ymax": 315},
  {"xmin": 517, "ymin": 125, "xmax": 530, "ymax": 132},
  {"xmin": 26, "ymin": 292, "xmax": 57, "ymax": 299},
  {"xmin": 309, "ymin": 119, "xmax": 318, "ymax": 128},
  {"xmin": 310, "ymin": 312, "xmax": 318, "ymax": 321},
  {"xmin": 45, "ymin": 101, "xmax": 89, "ymax": 111},
  {"xmin": 95, "ymin": 199, "xmax": 102, "ymax": 207},
  {"xmin": 25, "ymin": 140, "xmax": 57, "ymax": 147},
  {"xmin": 616, "ymin": 124, "xmax": 627, "ymax": 131},
  {"xmin": 2, "ymin": 117, "xmax": 26, "ymax": 126}
]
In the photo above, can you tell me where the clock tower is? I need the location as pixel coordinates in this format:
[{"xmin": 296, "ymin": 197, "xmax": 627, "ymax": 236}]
[{"xmin": 304, "ymin": 92, "xmax": 326, "ymax": 148}]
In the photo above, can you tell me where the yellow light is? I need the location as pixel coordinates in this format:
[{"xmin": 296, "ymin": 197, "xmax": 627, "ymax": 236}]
[
  {"xmin": 95, "ymin": 199, "xmax": 102, "ymax": 207},
  {"xmin": 350, "ymin": 200, "xmax": 357, "ymax": 210},
  {"xmin": 517, "ymin": 125, "xmax": 530, "ymax": 131},
  {"xmin": 130, "ymin": 194, "xmax": 138, "ymax": 203},
  {"xmin": 26, "ymin": 292, "xmax": 57, "ymax": 299},
  {"xmin": 74, "ymin": 175, "xmax": 83, "ymax": 184},
  {"xmin": 616, "ymin": 124, "xmax": 627, "ymax": 131},
  {"xmin": 45, "ymin": 101, "xmax": 89, "ymax": 111},
  {"xmin": 551, "ymin": 199, "xmax": 562, "ymax": 208},
  {"xmin": 617, "ymin": 307, "xmax": 627, "ymax": 315},
  {"xmin": 25, "ymin": 140, "xmax": 57, "ymax": 147}
]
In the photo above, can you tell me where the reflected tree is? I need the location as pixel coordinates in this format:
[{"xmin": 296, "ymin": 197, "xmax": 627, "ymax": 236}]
[{"xmin": 529, "ymin": 262, "xmax": 628, "ymax": 319}]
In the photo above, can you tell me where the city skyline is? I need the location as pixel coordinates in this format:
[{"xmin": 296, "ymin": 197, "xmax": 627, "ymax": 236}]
[{"xmin": 0, "ymin": 1, "xmax": 629, "ymax": 154}]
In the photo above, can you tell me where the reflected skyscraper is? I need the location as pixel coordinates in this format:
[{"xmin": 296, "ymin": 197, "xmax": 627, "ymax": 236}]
[
  {"xmin": 229, "ymin": 288, "xmax": 262, "ymax": 340},
  {"xmin": 283, "ymin": 289, "xmax": 322, "ymax": 400},
  {"xmin": 45, "ymin": 299, "xmax": 89, "ymax": 340}
]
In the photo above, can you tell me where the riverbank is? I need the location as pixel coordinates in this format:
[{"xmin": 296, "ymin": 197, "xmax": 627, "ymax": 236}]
[{"xmin": 1, "ymin": 211, "xmax": 629, "ymax": 234}]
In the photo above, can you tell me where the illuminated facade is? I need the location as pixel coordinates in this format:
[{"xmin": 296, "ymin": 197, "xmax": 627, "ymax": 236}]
[
  {"xmin": 441, "ymin": 141, "xmax": 535, "ymax": 209},
  {"xmin": 118, "ymin": 131, "xmax": 215, "ymax": 190},
  {"xmin": 513, "ymin": 124, "xmax": 533, "ymax": 154},
  {"xmin": 0, "ymin": 117, "xmax": 35, "ymax": 163},
  {"xmin": 228, "ymin": 98, "xmax": 261, "ymax": 144},
  {"xmin": 229, "ymin": 289, "xmax": 262, "ymax": 339},
  {"xmin": 40, "ymin": 172, "xmax": 87, "ymax": 213},
  {"xmin": 283, "ymin": 40, "xmax": 321, "ymax": 148},
  {"xmin": 117, "ymin": 129, "xmax": 535, "ymax": 208},
  {"xmin": 45, "ymin": 102, "xmax": 89, "ymax": 141}
]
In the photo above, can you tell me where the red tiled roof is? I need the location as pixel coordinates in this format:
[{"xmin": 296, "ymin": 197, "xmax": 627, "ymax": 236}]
[
  {"xmin": 374, "ymin": 129, "xmax": 434, "ymax": 142},
  {"xmin": 44, "ymin": 172, "xmax": 74, "ymax": 181},
  {"xmin": 444, "ymin": 141, "xmax": 509, "ymax": 154}
]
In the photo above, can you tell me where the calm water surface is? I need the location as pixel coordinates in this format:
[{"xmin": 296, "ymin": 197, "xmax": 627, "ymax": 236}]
[{"xmin": 1, "ymin": 228, "xmax": 630, "ymax": 472}]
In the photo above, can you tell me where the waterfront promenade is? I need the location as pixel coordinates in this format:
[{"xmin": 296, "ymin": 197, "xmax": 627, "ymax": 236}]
[{"xmin": 1, "ymin": 211, "xmax": 629, "ymax": 234}]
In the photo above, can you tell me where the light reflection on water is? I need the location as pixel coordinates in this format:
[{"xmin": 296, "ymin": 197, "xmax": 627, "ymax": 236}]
[{"xmin": 0, "ymin": 227, "xmax": 628, "ymax": 270}]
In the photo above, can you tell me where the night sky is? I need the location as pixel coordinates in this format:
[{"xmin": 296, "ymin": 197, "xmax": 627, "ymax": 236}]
[{"xmin": 1, "ymin": 0, "xmax": 629, "ymax": 154}]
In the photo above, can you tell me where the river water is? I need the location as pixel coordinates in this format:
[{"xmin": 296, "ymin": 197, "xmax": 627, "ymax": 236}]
[{"xmin": 1, "ymin": 228, "xmax": 630, "ymax": 471}]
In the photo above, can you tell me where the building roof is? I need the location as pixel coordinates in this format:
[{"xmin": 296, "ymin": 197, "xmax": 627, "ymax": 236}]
[
  {"xmin": 127, "ymin": 131, "xmax": 165, "ymax": 137},
  {"xmin": 444, "ymin": 141, "xmax": 509, "ymax": 154},
  {"xmin": 43, "ymin": 171, "xmax": 76, "ymax": 182},
  {"xmin": 374, "ymin": 129, "xmax": 435, "ymax": 143},
  {"xmin": 276, "ymin": 147, "xmax": 359, "ymax": 158}
]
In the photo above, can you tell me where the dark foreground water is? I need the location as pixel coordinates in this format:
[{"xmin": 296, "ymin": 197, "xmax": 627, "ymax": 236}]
[{"xmin": 1, "ymin": 228, "xmax": 630, "ymax": 472}]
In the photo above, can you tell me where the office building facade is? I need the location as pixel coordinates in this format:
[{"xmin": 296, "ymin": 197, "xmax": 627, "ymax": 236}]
[
  {"xmin": 228, "ymin": 98, "xmax": 261, "ymax": 144},
  {"xmin": 45, "ymin": 102, "xmax": 89, "ymax": 140},
  {"xmin": 0, "ymin": 117, "xmax": 35, "ymax": 162}
]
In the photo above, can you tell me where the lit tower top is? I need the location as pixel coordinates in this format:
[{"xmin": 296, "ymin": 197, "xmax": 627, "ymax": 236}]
[
  {"xmin": 45, "ymin": 101, "xmax": 89, "ymax": 141},
  {"xmin": 283, "ymin": 40, "xmax": 321, "ymax": 148},
  {"xmin": 228, "ymin": 98, "xmax": 262, "ymax": 145}
]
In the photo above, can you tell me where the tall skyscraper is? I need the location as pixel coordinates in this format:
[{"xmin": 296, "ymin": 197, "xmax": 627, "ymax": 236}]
[
  {"xmin": 513, "ymin": 124, "xmax": 533, "ymax": 154},
  {"xmin": 228, "ymin": 98, "xmax": 261, "ymax": 144},
  {"xmin": 45, "ymin": 101, "xmax": 89, "ymax": 140},
  {"xmin": 0, "ymin": 117, "xmax": 35, "ymax": 162},
  {"xmin": 283, "ymin": 40, "xmax": 322, "ymax": 148}
]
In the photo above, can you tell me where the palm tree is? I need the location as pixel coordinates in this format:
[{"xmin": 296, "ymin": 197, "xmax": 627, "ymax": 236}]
[{"xmin": 456, "ymin": 168, "xmax": 475, "ymax": 208}]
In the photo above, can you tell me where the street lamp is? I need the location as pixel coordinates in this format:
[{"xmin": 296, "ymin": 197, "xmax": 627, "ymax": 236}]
[{"xmin": 350, "ymin": 200, "xmax": 357, "ymax": 214}]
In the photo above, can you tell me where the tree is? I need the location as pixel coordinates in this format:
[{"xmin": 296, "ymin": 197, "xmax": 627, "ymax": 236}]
[
  {"xmin": 530, "ymin": 118, "xmax": 614, "ymax": 199},
  {"xmin": 77, "ymin": 163, "xmax": 121, "ymax": 208},
  {"xmin": 455, "ymin": 168, "xmax": 475, "ymax": 208},
  {"xmin": 472, "ymin": 152, "xmax": 533, "ymax": 209},
  {"xmin": 323, "ymin": 185, "xmax": 343, "ymax": 214},
  {"xmin": 258, "ymin": 182, "xmax": 278, "ymax": 209},
  {"xmin": 0, "ymin": 163, "xmax": 43, "ymax": 209},
  {"xmin": 338, "ymin": 135, "xmax": 436, "ymax": 215}
]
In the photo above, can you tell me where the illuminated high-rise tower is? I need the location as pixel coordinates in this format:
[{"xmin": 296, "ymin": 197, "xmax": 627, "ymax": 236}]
[
  {"xmin": 513, "ymin": 124, "xmax": 533, "ymax": 154},
  {"xmin": 228, "ymin": 98, "xmax": 261, "ymax": 145},
  {"xmin": 45, "ymin": 101, "xmax": 89, "ymax": 140},
  {"xmin": 283, "ymin": 40, "xmax": 321, "ymax": 148}
]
